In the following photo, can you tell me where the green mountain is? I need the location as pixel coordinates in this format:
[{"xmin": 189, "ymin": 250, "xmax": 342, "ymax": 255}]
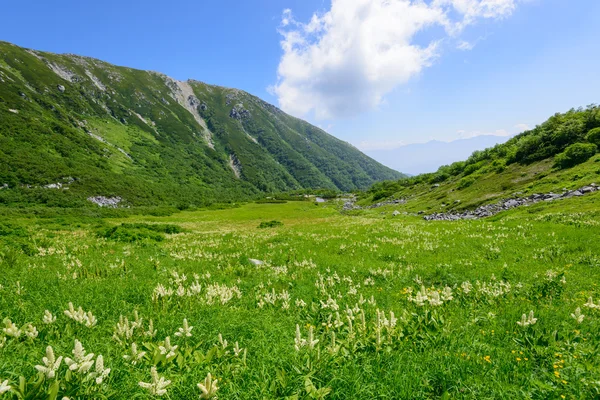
[
  {"xmin": 363, "ymin": 105, "xmax": 600, "ymax": 212},
  {"xmin": 0, "ymin": 41, "xmax": 403, "ymax": 207}
]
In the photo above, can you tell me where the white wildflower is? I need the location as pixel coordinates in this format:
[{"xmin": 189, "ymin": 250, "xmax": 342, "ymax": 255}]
[
  {"xmin": 233, "ymin": 341, "xmax": 244, "ymax": 357},
  {"xmin": 123, "ymin": 342, "xmax": 146, "ymax": 365},
  {"xmin": 294, "ymin": 324, "xmax": 305, "ymax": 351},
  {"xmin": 218, "ymin": 333, "xmax": 228, "ymax": 350},
  {"xmin": 517, "ymin": 311, "xmax": 538, "ymax": 327},
  {"xmin": 145, "ymin": 320, "xmax": 157, "ymax": 338},
  {"xmin": 35, "ymin": 346, "xmax": 63, "ymax": 379},
  {"xmin": 43, "ymin": 310, "xmax": 57, "ymax": 324},
  {"xmin": 2, "ymin": 319, "xmax": 21, "ymax": 338},
  {"xmin": 197, "ymin": 373, "xmax": 219, "ymax": 399},
  {"xmin": 24, "ymin": 324, "xmax": 38, "ymax": 339},
  {"xmin": 461, "ymin": 281, "xmax": 473, "ymax": 294},
  {"xmin": 64, "ymin": 340, "xmax": 95, "ymax": 374},
  {"xmin": 583, "ymin": 297, "xmax": 599, "ymax": 310},
  {"xmin": 307, "ymin": 325, "xmax": 319, "ymax": 349},
  {"xmin": 158, "ymin": 337, "xmax": 178, "ymax": 359},
  {"xmin": 138, "ymin": 367, "xmax": 170, "ymax": 396},
  {"xmin": 571, "ymin": 307, "xmax": 585, "ymax": 324},
  {"xmin": 91, "ymin": 355, "xmax": 110, "ymax": 384},
  {"xmin": 175, "ymin": 319, "xmax": 193, "ymax": 337},
  {"xmin": 0, "ymin": 380, "xmax": 11, "ymax": 395},
  {"xmin": 428, "ymin": 291, "xmax": 443, "ymax": 306},
  {"xmin": 441, "ymin": 286, "xmax": 454, "ymax": 301}
]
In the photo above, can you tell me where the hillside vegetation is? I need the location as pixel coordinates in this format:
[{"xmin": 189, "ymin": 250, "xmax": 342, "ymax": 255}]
[
  {"xmin": 364, "ymin": 105, "xmax": 600, "ymax": 213},
  {"xmin": 0, "ymin": 41, "xmax": 402, "ymax": 208}
]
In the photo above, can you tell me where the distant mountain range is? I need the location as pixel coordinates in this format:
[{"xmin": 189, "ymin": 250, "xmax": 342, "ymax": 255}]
[
  {"xmin": 0, "ymin": 41, "xmax": 403, "ymax": 207},
  {"xmin": 365, "ymin": 135, "xmax": 512, "ymax": 175}
]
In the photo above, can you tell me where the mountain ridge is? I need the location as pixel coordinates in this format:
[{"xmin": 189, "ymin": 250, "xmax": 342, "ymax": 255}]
[{"xmin": 0, "ymin": 41, "xmax": 404, "ymax": 207}]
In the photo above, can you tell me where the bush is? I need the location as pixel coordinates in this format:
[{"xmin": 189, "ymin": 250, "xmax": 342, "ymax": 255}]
[
  {"xmin": 457, "ymin": 176, "xmax": 475, "ymax": 190},
  {"xmin": 258, "ymin": 220, "xmax": 283, "ymax": 229},
  {"xmin": 586, "ymin": 127, "xmax": 600, "ymax": 146},
  {"xmin": 96, "ymin": 223, "xmax": 182, "ymax": 242},
  {"xmin": 554, "ymin": 143, "xmax": 598, "ymax": 169}
]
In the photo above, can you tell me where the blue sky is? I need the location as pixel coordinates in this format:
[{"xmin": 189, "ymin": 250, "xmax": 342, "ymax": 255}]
[{"xmin": 1, "ymin": 0, "xmax": 599, "ymax": 157}]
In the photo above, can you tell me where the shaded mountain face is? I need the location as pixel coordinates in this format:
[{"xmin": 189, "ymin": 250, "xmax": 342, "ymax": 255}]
[{"xmin": 0, "ymin": 41, "xmax": 403, "ymax": 207}]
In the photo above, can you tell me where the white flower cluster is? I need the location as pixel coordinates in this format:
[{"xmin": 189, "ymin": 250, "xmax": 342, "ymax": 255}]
[
  {"xmin": 35, "ymin": 340, "xmax": 110, "ymax": 385},
  {"xmin": 112, "ymin": 311, "xmax": 155, "ymax": 344},
  {"xmin": 139, "ymin": 366, "xmax": 171, "ymax": 396},
  {"xmin": 256, "ymin": 287, "xmax": 291, "ymax": 309},
  {"xmin": 64, "ymin": 302, "xmax": 97, "ymax": 328},
  {"xmin": 35, "ymin": 346, "xmax": 62, "ymax": 379},
  {"xmin": 408, "ymin": 286, "xmax": 453, "ymax": 307},
  {"xmin": 2, "ymin": 319, "xmax": 38, "ymax": 340},
  {"xmin": 583, "ymin": 296, "xmax": 600, "ymax": 310},
  {"xmin": 571, "ymin": 307, "xmax": 585, "ymax": 324},
  {"xmin": 198, "ymin": 373, "xmax": 219, "ymax": 399},
  {"xmin": 295, "ymin": 324, "xmax": 319, "ymax": 351},
  {"xmin": 152, "ymin": 272, "xmax": 241, "ymax": 305},
  {"xmin": 516, "ymin": 311, "xmax": 538, "ymax": 327}
]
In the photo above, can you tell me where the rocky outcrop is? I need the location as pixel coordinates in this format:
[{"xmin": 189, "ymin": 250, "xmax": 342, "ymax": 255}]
[
  {"xmin": 87, "ymin": 196, "xmax": 122, "ymax": 208},
  {"xmin": 342, "ymin": 197, "xmax": 406, "ymax": 211},
  {"xmin": 229, "ymin": 104, "xmax": 251, "ymax": 120},
  {"xmin": 424, "ymin": 184, "xmax": 598, "ymax": 221}
]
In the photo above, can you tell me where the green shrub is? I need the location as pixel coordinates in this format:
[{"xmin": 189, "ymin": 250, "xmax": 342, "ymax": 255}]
[
  {"xmin": 554, "ymin": 143, "xmax": 598, "ymax": 169},
  {"xmin": 586, "ymin": 127, "xmax": 600, "ymax": 146},
  {"xmin": 457, "ymin": 176, "xmax": 475, "ymax": 190},
  {"xmin": 258, "ymin": 220, "xmax": 283, "ymax": 229},
  {"xmin": 255, "ymin": 199, "xmax": 288, "ymax": 204},
  {"xmin": 96, "ymin": 223, "xmax": 182, "ymax": 242}
]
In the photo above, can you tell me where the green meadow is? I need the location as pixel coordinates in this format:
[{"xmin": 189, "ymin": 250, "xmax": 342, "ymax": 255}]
[{"xmin": 1, "ymin": 198, "xmax": 600, "ymax": 399}]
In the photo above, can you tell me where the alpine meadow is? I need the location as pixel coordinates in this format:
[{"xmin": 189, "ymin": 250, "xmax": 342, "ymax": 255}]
[{"xmin": 1, "ymin": 1, "xmax": 600, "ymax": 399}]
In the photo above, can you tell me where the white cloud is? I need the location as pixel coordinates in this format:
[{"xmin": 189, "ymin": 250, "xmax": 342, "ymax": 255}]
[
  {"xmin": 514, "ymin": 123, "xmax": 530, "ymax": 132},
  {"xmin": 457, "ymin": 40, "xmax": 475, "ymax": 51},
  {"xmin": 271, "ymin": 0, "xmax": 521, "ymax": 120}
]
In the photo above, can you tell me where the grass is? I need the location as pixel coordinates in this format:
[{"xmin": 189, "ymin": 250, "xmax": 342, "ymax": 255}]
[{"xmin": 1, "ymin": 198, "xmax": 600, "ymax": 399}]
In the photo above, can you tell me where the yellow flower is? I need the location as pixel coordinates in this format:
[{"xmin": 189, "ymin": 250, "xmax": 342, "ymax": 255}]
[
  {"xmin": 516, "ymin": 358, "xmax": 521, "ymax": 362},
  {"xmin": 483, "ymin": 355, "xmax": 491, "ymax": 363}
]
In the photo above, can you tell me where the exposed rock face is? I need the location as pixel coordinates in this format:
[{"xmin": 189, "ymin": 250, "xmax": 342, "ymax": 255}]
[
  {"xmin": 229, "ymin": 154, "xmax": 242, "ymax": 179},
  {"xmin": 423, "ymin": 184, "xmax": 598, "ymax": 221},
  {"xmin": 87, "ymin": 196, "xmax": 122, "ymax": 208},
  {"xmin": 160, "ymin": 75, "xmax": 215, "ymax": 149},
  {"xmin": 229, "ymin": 104, "xmax": 251, "ymax": 120}
]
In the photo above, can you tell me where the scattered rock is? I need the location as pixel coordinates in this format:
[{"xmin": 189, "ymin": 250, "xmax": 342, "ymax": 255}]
[
  {"xmin": 392, "ymin": 210, "xmax": 401, "ymax": 216},
  {"xmin": 424, "ymin": 184, "xmax": 599, "ymax": 221},
  {"xmin": 87, "ymin": 196, "xmax": 122, "ymax": 208},
  {"xmin": 57, "ymin": 85, "xmax": 65, "ymax": 92},
  {"xmin": 248, "ymin": 258, "xmax": 264, "ymax": 266}
]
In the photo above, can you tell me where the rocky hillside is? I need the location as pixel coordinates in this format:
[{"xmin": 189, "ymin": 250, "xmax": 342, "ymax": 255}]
[
  {"xmin": 0, "ymin": 41, "xmax": 403, "ymax": 207},
  {"xmin": 361, "ymin": 105, "xmax": 600, "ymax": 215}
]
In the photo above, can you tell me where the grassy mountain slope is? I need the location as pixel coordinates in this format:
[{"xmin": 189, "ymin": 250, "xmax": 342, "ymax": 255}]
[
  {"xmin": 0, "ymin": 41, "xmax": 403, "ymax": 207},
  {"xmin": 362, "ymin": 105, "xmax": 600, "ymax": 213}
]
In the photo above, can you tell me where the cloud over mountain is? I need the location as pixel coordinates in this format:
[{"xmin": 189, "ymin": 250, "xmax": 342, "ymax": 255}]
[{"xmin": 271, "ymin": 0, "xmax": 520, "ymax": 120}]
